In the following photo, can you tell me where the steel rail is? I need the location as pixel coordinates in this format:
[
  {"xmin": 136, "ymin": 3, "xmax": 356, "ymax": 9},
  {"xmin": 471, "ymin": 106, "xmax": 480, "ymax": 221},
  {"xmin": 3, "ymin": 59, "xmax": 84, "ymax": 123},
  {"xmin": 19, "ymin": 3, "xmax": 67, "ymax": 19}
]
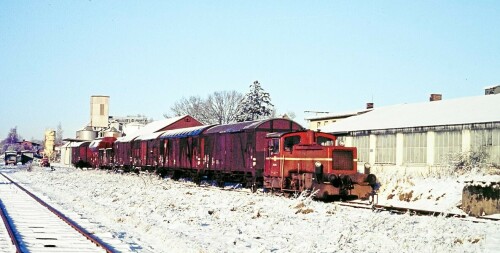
[
  {"xmin": 338, "ymin": 201, "xmax": 500, "ymax": 222},
  {"xmin": 0, "ymin": 172, "xmax": 116, "ymax": 253},
  {"xmin": 0, "ymin": 198, "xmax": 22, "ymax": 253}
]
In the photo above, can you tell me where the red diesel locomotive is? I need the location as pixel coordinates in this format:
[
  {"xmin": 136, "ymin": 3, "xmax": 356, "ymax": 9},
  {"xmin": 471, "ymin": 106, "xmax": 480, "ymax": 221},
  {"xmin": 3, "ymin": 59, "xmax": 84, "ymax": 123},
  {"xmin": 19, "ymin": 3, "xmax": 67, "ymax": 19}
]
[
  {"xmin": 264, "ymin": 130, "xmax": 376, "ymax": 199},
  {"xmin": 71, "ymin": 118, "xmax": 377, "ymax": 199}
]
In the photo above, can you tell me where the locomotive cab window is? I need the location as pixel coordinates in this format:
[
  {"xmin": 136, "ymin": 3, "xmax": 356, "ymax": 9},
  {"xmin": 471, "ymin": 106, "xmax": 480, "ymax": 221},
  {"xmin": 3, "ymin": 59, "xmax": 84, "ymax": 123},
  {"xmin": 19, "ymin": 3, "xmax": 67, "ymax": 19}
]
[
  {"xmin": 317, "ymin": 136, "xmax": 334, "ymax": 146},
  {"xmin": 268, "ymin": 139, "xmax": 280, "ymax": 155},
  {"xmin": 284, "ymin": 136, "xmax": 301, "ymax": 151}
]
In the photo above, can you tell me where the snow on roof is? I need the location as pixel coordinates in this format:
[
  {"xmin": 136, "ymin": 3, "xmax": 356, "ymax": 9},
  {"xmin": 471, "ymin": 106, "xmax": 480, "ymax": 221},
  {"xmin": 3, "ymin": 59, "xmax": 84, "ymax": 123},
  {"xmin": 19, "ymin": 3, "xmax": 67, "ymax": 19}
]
[
  {"xmin": 160, "ymin": 125, "xmax": 212, "ymax": 139},
  {"xmin": 304, "ymin": 109, "xmax": 371, "ymax": 121},
  {"xmin": 322, "ymin": 94, "xmax": 500, "ymax": 133},
  {"xmin": 484, "ymin": 84, "xmax": 500, "ymax": 89},
  {"xmin": 135, "ymin": 131, "xmax": 166, "ymax": 141},
  {"xmin": 117, "ymin": 115, "xmax": 186, "ymax": 142}
]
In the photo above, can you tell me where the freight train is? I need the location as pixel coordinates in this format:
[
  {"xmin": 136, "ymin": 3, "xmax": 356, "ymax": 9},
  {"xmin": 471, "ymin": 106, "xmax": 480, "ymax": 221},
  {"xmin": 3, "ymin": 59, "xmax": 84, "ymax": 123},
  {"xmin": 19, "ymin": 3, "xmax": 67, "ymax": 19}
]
[{"xmin": 71, "ymin": 118, "xmax": 377, "ymax": 199}]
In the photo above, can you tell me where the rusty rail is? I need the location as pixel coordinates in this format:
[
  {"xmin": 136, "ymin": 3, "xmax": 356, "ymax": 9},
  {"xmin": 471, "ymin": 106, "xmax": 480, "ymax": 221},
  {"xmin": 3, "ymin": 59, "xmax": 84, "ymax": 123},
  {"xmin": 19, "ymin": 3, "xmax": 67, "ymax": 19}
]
[
  {"xmin": 0, "ymin": 198, "xmax": 22, "ymax": 253},
  {"xmin": 338, "ymin": 201, "xmax": 500, "ymax": 223},
  {"xmin": 0, "ymin": 172, "xmax": 116, "ymax": 253}
]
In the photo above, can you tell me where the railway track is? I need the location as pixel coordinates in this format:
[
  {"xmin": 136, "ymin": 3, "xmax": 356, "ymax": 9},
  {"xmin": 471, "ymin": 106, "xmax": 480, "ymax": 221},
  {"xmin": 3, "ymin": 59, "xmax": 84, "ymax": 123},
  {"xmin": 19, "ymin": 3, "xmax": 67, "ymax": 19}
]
[
  {"xmin": 339, "ymin": 199, "xmax": 500, "ymax": 223},
  {"xmin": 0, "ymin": 172, "xmax": 115, "ymax": 253}
]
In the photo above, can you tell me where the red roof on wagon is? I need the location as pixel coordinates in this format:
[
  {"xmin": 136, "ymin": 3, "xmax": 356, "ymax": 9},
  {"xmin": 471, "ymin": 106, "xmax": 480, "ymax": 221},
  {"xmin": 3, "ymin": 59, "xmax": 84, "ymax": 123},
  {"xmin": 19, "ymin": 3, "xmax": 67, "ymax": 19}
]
[
  {"xmin": 116, "ymin": 115, "xmax": 203, "ymax": 142},
  {"xmin": 89, "ymin": 137, "xmax": 117, "ymax": 151}
]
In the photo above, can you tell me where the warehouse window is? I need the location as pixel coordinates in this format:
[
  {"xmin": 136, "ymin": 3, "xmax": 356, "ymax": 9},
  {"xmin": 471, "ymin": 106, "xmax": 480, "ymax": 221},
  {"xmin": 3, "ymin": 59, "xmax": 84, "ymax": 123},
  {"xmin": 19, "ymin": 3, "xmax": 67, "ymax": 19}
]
[
  {"xmin": 352, "ymin": 135, "xmax": 370, "ymax": 163},
  {"xmin": 403, "ymin": 132, "xmax": 427, "ymax": 164},
  {"xmin": 434, "ymin": 131, "xmax": 462, "ymax": 165},
  {"xmin": 375, "ymin": 134, "xmax": 396, "ymax": 164},
  {"xmin": 471, "ymin": 129, "xmax": 500, "ymax": 165}
]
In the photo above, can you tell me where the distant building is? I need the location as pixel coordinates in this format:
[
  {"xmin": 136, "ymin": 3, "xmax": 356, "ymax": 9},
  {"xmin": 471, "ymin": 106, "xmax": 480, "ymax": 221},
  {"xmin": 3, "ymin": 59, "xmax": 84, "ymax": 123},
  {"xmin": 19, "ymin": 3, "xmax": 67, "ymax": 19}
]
[
  {"xmin": 44, "ymin": 130, "xmax": 56, "ymax": 161},
  {"xmin": 305, "ymin": 104, "xmax": 373, "ymax": 131},
  {"xmin": 485, "ymin": 85, "xmax": 500, "ymax": 95},
  {"xmin": 322, "ymin": 94, "xmax": 500, "ymax": 173},
  {"xmin": 75, "ymin": 96, "xmax": 152, "ymax": 140},
  {"xmin": 90, "ymin": 95, "xmax": 110, "ymax": 128},
  {"xmin": 108, "ymin": 114, "xmax": 151, "ymax": 135}
]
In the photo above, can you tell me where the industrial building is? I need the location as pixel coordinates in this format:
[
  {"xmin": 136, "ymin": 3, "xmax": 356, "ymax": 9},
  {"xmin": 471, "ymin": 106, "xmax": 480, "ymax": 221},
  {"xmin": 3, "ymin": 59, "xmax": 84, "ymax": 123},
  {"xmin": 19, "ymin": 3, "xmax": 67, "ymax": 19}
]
[
  {"xmin": 61, "ymin": 95, "xmax": 152, "ymax": 165},
  {"xmin": 321, "ymin": 91, "xmax": 500, "ymax": 173}
]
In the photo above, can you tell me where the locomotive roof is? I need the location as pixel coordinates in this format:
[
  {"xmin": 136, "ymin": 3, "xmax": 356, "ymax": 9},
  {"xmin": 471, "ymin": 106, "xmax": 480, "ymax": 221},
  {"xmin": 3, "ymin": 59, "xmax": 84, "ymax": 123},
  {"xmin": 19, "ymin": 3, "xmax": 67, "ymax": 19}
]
[
  {"xmin": 265, "ymin": 131, "xmax": 304, "ymax": 138},
  {"xmin": 160, "ymin": 125, "xmax": 212, "ymax": 139}
]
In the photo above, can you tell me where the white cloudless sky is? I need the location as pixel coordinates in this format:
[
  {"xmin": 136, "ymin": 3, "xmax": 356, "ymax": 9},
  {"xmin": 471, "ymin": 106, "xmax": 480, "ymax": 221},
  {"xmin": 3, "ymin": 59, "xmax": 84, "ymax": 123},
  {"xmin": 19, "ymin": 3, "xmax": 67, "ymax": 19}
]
[{"xmin": 1, "ymin": 1, "xmax": 499, "ymax": 140}]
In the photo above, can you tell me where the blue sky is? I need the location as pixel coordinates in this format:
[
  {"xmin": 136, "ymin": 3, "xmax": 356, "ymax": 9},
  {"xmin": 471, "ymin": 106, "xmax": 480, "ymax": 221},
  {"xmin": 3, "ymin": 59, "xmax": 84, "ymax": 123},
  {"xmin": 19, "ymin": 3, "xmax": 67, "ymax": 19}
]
[{"xmin": 1, "ymin": 1, "xmax": 499, "ymax": 141}]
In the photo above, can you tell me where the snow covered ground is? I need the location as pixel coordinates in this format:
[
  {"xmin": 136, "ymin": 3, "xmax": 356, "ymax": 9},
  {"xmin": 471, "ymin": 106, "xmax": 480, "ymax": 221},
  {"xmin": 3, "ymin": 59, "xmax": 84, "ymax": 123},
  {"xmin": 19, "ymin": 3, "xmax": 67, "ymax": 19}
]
[{"xmin": 2, "ymin": 165, "xmax": 499, "ymax": 253}]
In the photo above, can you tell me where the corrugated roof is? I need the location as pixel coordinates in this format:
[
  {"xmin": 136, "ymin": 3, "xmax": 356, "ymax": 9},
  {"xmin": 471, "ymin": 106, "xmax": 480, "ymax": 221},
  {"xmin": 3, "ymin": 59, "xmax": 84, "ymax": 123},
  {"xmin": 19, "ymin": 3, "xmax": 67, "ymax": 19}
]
[
  {"xmin": 322, "ymin": 94, "xmax": 500, "ymax": 133},
  {"xmin": 160, "ymin": 125, "xmax": 212, "ymax": 139},
  {"xmin": 204, "ymin": 120, "xmax": 265, "ymax": 134},
  {"xmin": 116, "ymin": 115, "xmax": 186, "ymax": 142}
]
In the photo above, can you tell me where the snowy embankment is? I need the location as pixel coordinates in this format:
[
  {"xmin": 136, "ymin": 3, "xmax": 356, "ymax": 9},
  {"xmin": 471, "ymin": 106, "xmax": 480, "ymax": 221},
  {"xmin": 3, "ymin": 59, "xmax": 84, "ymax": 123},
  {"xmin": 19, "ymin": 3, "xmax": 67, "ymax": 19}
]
[{"xmin": 4, "ymin": 166, "xmax": 500, "ymax": 253}]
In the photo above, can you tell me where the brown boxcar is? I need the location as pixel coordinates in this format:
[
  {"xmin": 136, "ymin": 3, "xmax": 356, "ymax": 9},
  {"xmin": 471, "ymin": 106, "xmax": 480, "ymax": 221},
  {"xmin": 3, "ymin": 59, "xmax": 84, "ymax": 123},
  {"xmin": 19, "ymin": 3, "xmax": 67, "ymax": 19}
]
[
  {"xmin": 71, "ymin": 141, "xmax": 92, "ymax": 168},
  {"xmin": 89, "ymin": 137, "xmax": 117, "ymax": 169},
  {"xmin": 197, "ymin": 118, "xmax": 303, "ymax": 187},
  {"xmin": 114, "ymin": 115, "xmax": 203, "ymax": 171},
  {"xmin": 156, "ymin": 125, "xmax": 213, "ymax": 178}
]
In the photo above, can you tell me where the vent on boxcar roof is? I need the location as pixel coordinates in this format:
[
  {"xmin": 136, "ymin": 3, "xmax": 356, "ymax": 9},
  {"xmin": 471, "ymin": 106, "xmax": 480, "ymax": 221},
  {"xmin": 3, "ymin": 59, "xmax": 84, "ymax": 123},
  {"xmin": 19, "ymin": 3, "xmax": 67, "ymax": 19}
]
[{"xmin": 332, "ymin": 150, "xmax": 354, "ymax": 170}]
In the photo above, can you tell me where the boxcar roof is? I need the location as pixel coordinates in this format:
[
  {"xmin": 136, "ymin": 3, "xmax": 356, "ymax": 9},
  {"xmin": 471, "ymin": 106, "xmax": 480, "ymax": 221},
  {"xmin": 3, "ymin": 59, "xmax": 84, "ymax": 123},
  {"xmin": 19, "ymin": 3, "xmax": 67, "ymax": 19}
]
[
  {"xmin": 116, "ymin": 115, "xmax": 188, "ymax": 142},
  {"xmin": 160, "ymin": 125, "xmax": 212, "ymax": 139},
  {"xmin": 69, "ymin": 142, "xmax": 84, "ymax": 148},
  {"xmin": 135, "ymin": 131, "xmax": 166, "ymax": 141},
  {"xmin": 204, "ymin": 118, "xmax": 302, "ymax": 134},
  {"xmin": 89, "ymin": 137, "xmax": 116, "ymax": 150}
]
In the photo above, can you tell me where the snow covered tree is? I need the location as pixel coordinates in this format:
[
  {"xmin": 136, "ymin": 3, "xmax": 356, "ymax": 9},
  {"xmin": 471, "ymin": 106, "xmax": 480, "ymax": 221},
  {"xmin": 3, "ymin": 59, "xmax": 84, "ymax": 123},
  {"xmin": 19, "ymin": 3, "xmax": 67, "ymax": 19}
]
[{"xmin": 237, "ymin": 80, "xmax": 274, "ymax": 122}]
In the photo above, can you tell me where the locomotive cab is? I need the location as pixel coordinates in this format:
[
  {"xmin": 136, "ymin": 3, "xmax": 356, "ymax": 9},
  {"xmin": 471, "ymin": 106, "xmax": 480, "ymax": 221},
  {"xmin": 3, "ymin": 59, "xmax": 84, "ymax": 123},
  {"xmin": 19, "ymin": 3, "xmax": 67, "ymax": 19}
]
[{"xmin": 263, "ymin": 130, "xmax": 377, "ymax": 200}]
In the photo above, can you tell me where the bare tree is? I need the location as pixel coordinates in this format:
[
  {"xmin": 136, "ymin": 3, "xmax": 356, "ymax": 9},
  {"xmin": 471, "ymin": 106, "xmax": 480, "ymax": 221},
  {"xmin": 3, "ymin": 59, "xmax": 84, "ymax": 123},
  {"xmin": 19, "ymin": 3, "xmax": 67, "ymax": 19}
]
[
  {"xmin": 205, "ymin": 91, "xmax": 243, "ymax": 124},
  {"xmin": 166, "ymin": 90, "xmax": 243, "ymax": 124},
  {"xmin": 167, "ymin": 96, "xmax": 205, "ymax": 122},
  {"xmin": 1, "ymin": 126, "xmax": 21, "ymax": 153},
  {"xmin": 56, "ymin": 122, "xmax": 63, "ymax": 146}
]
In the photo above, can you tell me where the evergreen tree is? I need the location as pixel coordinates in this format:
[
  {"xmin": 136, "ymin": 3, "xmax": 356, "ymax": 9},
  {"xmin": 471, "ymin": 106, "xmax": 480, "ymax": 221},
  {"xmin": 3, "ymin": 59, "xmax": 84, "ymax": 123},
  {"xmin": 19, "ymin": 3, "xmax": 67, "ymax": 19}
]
[{"xmin": 237, "ymin": 80, "xmax": 274, "ymax": 122}]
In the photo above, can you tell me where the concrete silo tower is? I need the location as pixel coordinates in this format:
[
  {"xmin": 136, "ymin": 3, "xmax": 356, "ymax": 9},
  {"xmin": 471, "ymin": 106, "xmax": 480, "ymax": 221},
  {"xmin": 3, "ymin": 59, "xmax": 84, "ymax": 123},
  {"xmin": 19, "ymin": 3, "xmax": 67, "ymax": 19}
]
[
  {"xmin": 44, "ymin": 129, "xmax": 55, "ymax": 161},
  {"xmin": 90, "ymin": 95, "xmax": 110, "ymax": 128}
]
